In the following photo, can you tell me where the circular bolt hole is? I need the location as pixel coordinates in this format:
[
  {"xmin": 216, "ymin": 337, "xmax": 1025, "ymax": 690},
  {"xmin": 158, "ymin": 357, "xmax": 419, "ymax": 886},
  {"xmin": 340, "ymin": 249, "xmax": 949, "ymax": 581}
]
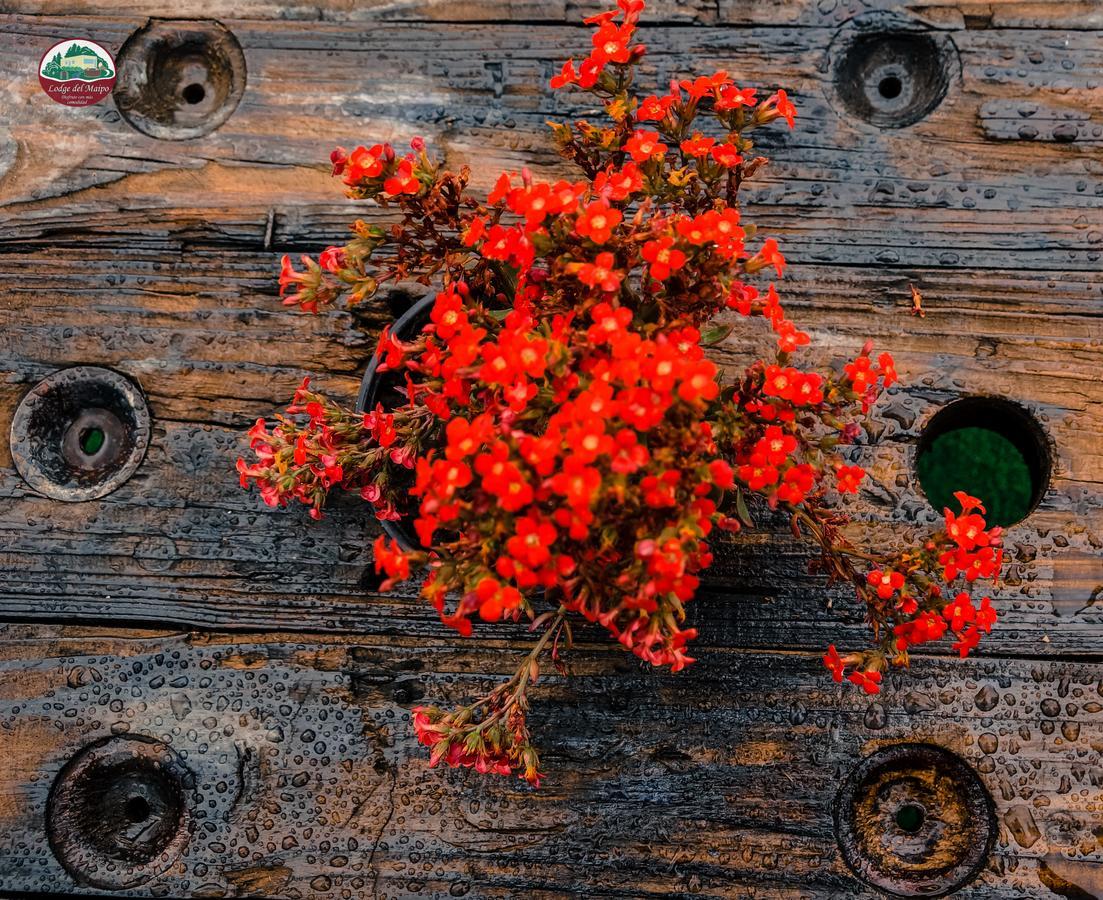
[
  {"xmin": 114, "ymin": 20, "xmax": 245, "ymax": 140},
  {"xmin": 125, "ymin": 796, "xmax": 151, "ymax": 823},
  {"xmin": 181, "ymin": 82, "xmax": 206, "ymax": 104},
  {"xmin": 832, "ymin": 28, "xmax": 955, "ymax": 128},
  {"xmin": 916, "ymin": 396, "xmax": 1050, "ymax": 527},
  {"xmin": 10, "ymin": 367, "xmax": 151, "ymax": 502},
  {"xmin": 835, "ymin": 744, "xmax": 996, "ymax": 897},
  {"xmin": 895, "ymin": 802, "xmax": 925, "ymax": 833},
  {"xmin": 47, "ymin": 736, "xmax": 195, "ymax": 890},
  {"xmin": 878, "ymin": 75, "xmax": 903, "ymax": 99}
]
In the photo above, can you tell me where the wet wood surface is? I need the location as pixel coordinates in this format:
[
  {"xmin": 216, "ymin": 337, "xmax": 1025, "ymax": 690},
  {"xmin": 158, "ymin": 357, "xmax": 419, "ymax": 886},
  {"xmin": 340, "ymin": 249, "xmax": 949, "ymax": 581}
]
[{"xmin": 0, "ymin": 1, "xmax": 1101, "ymax": 897}]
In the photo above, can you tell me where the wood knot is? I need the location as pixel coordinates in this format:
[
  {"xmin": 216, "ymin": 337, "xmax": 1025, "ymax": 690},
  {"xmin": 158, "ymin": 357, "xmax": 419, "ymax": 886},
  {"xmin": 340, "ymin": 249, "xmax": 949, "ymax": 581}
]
[
  {"xmin": 114, "ymin": 20, "xmax": 246, "ymax": 140},
  {"xmin": 830, "ymin": 16, "xmax": 957, "ymax": 129},
  {"xmin": 10, "ymin": 366, "xmax": 150, "ymax": 501},
  {"xmin": 834, "ymin": 743, "xmax": 996, "ymax": 896},
  {"xmin": 47, "ymin": 735, "xmax": 195, "ymax": 890}
]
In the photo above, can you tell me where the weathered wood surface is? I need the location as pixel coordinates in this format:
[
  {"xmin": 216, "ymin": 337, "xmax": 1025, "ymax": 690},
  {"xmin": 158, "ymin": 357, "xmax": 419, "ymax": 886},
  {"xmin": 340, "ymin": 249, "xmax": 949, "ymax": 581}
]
[
  {"xmin": 0, "ymin": 627, "xmax": 1101, "ymax": 898},
  {"xmin": 0, "ymin": 0, "xmax": 1101, "ymax": 897}
]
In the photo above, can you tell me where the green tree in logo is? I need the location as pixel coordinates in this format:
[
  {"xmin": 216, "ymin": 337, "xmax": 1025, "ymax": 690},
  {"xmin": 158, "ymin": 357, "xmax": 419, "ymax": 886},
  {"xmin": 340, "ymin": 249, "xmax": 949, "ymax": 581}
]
[{"xmin": 43, "ymin": 51, "xmax": 64, "ymax": 78}]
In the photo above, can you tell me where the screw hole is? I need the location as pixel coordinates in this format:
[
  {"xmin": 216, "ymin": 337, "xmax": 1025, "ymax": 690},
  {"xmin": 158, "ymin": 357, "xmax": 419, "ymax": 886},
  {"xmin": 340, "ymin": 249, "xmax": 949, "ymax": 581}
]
[
  {"xmin": 182, "ymin": 82, "xmax": 205, "ymax": 104},
  {"xmin": 79, "ymin": 427, "xmax": 106, "ymax": 456},
  {"xmin": 878, "ymin": 75, "xmax": 903, "ymax": 99},
  {"xmin": 895, "ymin": 803, "xmax": 925, "ymax": 833},
  {"xmin": 125, "ymin": 796, "xmax": 151, "ymax": 822},
  {"xmin": 916, "ymin": 397, "xmax": 1050, "ymax": 528}
]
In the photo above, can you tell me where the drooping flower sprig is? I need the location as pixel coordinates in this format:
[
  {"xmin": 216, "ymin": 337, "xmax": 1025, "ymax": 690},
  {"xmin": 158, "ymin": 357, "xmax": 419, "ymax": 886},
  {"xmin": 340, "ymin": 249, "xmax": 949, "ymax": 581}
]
[{"xmin": 239, "ymin": 0, "xmax": 1003, "ymax": 786}]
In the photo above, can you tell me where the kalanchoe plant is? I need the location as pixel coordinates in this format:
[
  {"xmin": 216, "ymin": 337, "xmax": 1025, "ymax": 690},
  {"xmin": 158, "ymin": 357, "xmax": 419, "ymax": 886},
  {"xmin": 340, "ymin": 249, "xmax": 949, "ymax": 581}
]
[{"xmin": 239, "ymin": 0, "xmax": 1004, "ymax": 786}]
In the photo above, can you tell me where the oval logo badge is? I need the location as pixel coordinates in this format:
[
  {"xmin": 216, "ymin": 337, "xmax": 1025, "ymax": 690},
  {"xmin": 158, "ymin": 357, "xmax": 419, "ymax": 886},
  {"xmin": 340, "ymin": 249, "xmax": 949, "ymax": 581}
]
[{"xmin": 39, "ymin": 38, "xmax": 116, "ymax": 107}]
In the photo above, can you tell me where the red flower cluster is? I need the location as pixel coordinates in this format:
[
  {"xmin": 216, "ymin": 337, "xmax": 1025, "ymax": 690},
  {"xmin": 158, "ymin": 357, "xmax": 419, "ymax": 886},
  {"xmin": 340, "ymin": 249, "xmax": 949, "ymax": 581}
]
[{"xmin": 240, "ymin": 0, "xmax": 1005, "ymax": 786}]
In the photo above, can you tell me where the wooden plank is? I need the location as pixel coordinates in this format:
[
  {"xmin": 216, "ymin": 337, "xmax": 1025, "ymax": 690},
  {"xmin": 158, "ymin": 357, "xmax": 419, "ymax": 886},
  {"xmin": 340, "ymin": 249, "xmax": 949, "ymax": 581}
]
[
  {"xmin": 0, "ymin": 19, "xmax": 1101, "ymax": 272},
  {"xmin": 1, "ymin": 250, "xmax": 1100, "ymax": 653},
  {"xmin": 7, "ymin": 0, "xmax": 1102, "ymax": 28},
  {"xmin": 0, "ymin": 625, "xmax": 1100, "ymax": 898}
]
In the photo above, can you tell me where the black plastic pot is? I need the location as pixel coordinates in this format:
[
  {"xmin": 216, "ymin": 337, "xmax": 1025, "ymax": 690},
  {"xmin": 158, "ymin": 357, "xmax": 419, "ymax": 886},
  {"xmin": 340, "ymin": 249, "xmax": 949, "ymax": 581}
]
[{"xmin": 356, "ymin": 293, "xmax": 436, "ymax": 551}]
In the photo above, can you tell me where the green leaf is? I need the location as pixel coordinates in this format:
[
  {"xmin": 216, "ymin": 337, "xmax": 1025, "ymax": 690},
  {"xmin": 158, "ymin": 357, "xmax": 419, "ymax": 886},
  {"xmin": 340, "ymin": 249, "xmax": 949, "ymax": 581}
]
[
  {"xmin": 735, "ymin": 488, "xmax": 754, "ymax": 527},
  {"xmin": 701, "ymin": 322, "xmax": 735, "ymax": 345}
]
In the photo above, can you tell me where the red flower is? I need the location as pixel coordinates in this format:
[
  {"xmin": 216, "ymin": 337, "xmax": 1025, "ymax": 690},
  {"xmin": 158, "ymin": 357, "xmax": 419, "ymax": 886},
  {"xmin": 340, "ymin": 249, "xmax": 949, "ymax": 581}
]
[
  {"xmin": 488, "ymin": 171, "xmax": 513, "ymax": 205},
  {"xmin": 593, "ymin": 163, "xmax": 643, "ymax": 201},
  {"xmin": 506, "ymin": 516, "xmax": 558, "ymax": 568},
  {"xmin": 760, "ymin": 89, "xmax": 797, "ymax": 128},
  {"xmin": 591, "ymin": 22, "xmax": 634, "ymax": 65},
  {"xmin": 944, "ymin": 508, "xmax": 991, "ymax": 553},
  {"xmin": 508, "ymin": 182, "xmax": 558, "ymax": 229},
  {"xmin": 637, "ymin": 93, "xmax": 676, "ymax": 121},
  {"xmin": 623, "ymin": 130, "xmax": 668, "ymax": 162},
  {"xmin": 754, "ymin": 425, "xmax": 797, "ymax": 466},
  {"xmin": 738, "ymin": 453, "xmax": 778, "ymax": 491},
  {"xmin": 975, "ymin": 597, "xmax": 997, "ymax": 633},
  {"xmin": 835, "ymin": 465, "xmax": 865, "ymax": 494},
  {"xmin": 475, "ymin": 442, "xmax": 534, "ymax": 511},
  {"xmin": 575, "ymin": 252, "xmax": 624, "ymax": 292},
  {"xmin": 748, "ymin": 237, "xmax": 785, "ymax": 276},
  {"xmin": 431, "ymin": 287, "xmax": 469, "ymax": 340},
  {"xmin": 677, "ymin": 359, "xmax": 720, "ymax": 404},
  {"xmin": 575, "ymin": 201, "xmax": 623, "ymax": 244},
  {"xmin": 953, "ymin": 626, "xmax": 981, "ymax": 658},
  {"xmin": 611, "ymin": 429, "xmax": 649, "ymax": 473},
  {"xmin": 878, "ymin": 352, "xmax": 898, "ymax": 387},
  {"xmin": 680, "ymin": 134, "xmax": 715, "ymax": 157},
  {"xmin": 823, "ymin": 645, "xmax": 845, "ymax": 683},
  {"xmin": 373, "ymin": 535, "xmax": 411, "ymax": 583},
  {"xmin": 774, "ymin": 89, "xmax": 797, "ymax": 128},
  {"xmin": 675, "ymin": 213, "xmax": 713, "ymax": 246},
  {"xmin": 475, "ymin": 577, "xmax": 523, "ymax": 621},
  {"xmin": 763, "ymin": 365, "xmax": 801, "ymax": 402},
  {"xmin": 383, "ymin": 158, "xmax": 420, "ymax": 195},
  {"xmin": 848, "ymin": 668, "xmax": 882, "ymax": 695},
  {"xmin": 716, "ymin": 84, "xmax": 757, "ymax": 111},
  {"xmin": 550, "ymin": 456, "xmax": 602, "ymax": 510},
  {"xmin": 587, "ymin": 302, "xmax": 633, "ymax": 344},
  {"xmin": 710, "ymin": 143, "xmax": 743, "ymax": 167},
  {"xmin": 445, "ymin": 415, "xmax": 491, "ymax": 459},
  {"xmin": 942, "ymin": 592, "xmax": 976, "ymax": 632},
  {"xmin": 343, "ymin": 144, "xmax": 386, "ymax": 184},
  {"xmin": 641, "ymin": 236, "xmax": 687, "ymax": 280},
  {"xmin": 867, "ymin": 568, "xmax": 905, "ymax": 600},
  {"xmin": 709, "ymin": 459, "xmax": 735, "ymax": 490},
  {"xmin": 775, "ymin": 463, "xmax": 815, "ymax": 505},
  {"xmin": 679, "ymin": 70, "xmax": 730, "ymax": 99}
]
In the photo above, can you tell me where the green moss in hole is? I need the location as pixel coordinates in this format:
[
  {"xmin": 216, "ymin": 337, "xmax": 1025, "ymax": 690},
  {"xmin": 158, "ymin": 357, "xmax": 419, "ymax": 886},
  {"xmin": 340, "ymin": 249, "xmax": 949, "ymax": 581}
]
[
  {"xmin": 895, "ymin": 803, "xmax": 925, "ymax": 833},
  {"xmin": 917, "ymin": 426, "xmax": 1033, "ymax": 527},
  {"xmin": 80, "ymin": 427, "xmax": 105, "ymax": 455}
]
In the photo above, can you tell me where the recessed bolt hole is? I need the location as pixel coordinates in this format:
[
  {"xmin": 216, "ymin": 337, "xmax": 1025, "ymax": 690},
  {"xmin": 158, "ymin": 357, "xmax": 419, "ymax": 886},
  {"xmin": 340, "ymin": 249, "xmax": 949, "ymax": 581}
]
[
  {"xmin": 832, "ymin": 29, "xmax": 954, "ymax": 128},
  {"xmin": 916, "ymin": 396, "xmax": 1050, "ymax": 527},
  {"xmin": 11, "ymin": 368, "xmax": 151, "ymax": 501},
  {"xmin": 79, "ymin": 427, "xmax": 106, "ymax": 456},
  {"xmin": 835, "ymin": 744, "xmax": 996, "ymax": 896},
  {"xmin": 125, "ymin": 795, "xmax": 151, "ymax": 822},
  {"xmin": 895, "ymin": 803, "xmax": 925, "ymax": 833},
  {"xmin": 878, "ymin": 75, "xmax": 903, "ymax": 99},
  {"xmin": 182, "ymin": 82, "xmax": 205, "ymax": 104},
  {"xmin": 114, "ymin": 20, "xmax": 246, "ymax": 140}
]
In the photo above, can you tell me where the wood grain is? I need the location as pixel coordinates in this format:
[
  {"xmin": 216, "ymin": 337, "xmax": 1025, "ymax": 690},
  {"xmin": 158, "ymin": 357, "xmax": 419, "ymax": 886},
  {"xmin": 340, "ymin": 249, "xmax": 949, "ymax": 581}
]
[
  {"xmin": 1, "ymin": 0, "xmax": 1101, "ymax": 896},
  {"xmin": 0, "ymin": 626, "xmax": 1100, "ymax": 898}
]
